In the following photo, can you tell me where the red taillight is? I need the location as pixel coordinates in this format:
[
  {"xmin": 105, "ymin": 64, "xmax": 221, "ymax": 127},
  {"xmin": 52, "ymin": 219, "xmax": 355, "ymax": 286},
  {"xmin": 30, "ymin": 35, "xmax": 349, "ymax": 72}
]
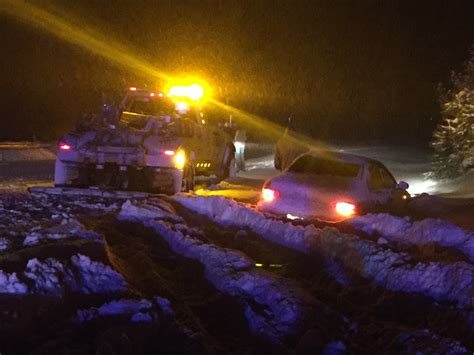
[
  {"xmin": 164, "ymin": 150, "xmax": 175, "ymax": 156},
  {"xmin": 262, "ymin": 188, "xmax": 279, "ymax": 202},
  {"xmin": 335, "ymin": 201, "xmax": 356, "ymax": 217},
  {"xmin": 59, "ymin": 143, "xmax": 72, "ymax": 151}
]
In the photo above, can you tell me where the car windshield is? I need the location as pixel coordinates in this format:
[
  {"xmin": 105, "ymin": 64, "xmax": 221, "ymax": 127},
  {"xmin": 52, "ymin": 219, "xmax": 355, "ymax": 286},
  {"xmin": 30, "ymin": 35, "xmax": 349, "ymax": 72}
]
[{"xmin": 289, "ymin": 155, "xmax": 361, "ymax": 177}]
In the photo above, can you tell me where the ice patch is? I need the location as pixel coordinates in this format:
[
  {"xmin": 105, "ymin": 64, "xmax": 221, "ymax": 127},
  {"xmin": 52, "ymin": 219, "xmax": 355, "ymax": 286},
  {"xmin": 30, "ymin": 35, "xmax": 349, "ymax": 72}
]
[
  {"xmin": 175, "ymin": 196, "xmax": 474, "ymax": 309},
  {"xmin": 351, "ymin": 214, "xmax": 474, "ymax": 262}
]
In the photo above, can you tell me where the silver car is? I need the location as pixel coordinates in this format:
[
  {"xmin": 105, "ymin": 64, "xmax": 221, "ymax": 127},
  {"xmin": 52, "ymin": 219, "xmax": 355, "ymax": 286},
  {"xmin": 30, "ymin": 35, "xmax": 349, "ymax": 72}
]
[{"xmin": 259, "ymin": 150, "xmax": 410, "ymax": 221}]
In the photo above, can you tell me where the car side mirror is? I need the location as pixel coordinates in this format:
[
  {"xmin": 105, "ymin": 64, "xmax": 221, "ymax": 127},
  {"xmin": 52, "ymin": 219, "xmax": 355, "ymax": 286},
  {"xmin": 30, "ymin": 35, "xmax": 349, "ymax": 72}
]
[{"xmin": 396, "ymin": 181, "xmax": 409, "ymax": 190}]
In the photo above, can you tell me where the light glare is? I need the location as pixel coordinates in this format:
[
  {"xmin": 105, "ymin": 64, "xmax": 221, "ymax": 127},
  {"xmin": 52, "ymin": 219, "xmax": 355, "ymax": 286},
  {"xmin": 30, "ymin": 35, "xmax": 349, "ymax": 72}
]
[
  {"xmin": 335, "ymin": 201, "xmax": 356, "ymax": 217},
  {"xmin": 169, "ymin": 84, "xmax": 204, "ymax": 101},
  {"xmin": 174, "ymin": 150, "xmax": 186, "ymax": 170},
  {"xmin": 262, "ymin": 188, "xmax": 278, "ymax": 202},
  {"xmin": 59, "ymin": 143, "xmax": 71, "ymax": 151}
]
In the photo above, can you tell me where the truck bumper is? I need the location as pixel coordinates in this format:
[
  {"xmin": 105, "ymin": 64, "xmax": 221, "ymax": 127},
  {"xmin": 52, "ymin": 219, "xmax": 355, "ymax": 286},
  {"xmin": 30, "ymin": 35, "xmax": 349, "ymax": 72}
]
[{"xmin": 148, "ymin": 167, "xmax": 183, "ymax": 194}]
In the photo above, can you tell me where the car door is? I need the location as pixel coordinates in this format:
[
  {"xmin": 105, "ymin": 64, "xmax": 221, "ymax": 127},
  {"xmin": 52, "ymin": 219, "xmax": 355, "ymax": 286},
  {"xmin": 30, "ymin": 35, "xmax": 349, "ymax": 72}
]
[{"xmin": 367, "ymin": 163, "xmax": 396, "ymax": 208}]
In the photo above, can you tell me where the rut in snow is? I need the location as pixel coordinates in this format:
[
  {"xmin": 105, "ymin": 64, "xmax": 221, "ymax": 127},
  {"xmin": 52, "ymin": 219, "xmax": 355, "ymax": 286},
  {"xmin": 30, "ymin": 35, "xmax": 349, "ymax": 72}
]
[
  {"xmin": 118, "ymin": 199, "xmax": 349, "ymax": 347},
  {"xmin": 175, "ymin": 195, "xmax": 474, "ymax": 310}
]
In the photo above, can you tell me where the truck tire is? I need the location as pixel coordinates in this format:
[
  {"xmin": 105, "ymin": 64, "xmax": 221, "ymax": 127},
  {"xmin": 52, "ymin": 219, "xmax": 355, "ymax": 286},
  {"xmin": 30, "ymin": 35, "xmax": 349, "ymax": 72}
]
[{"xmin": 54, "ymin": 160, "xmax": 79, "ymax": 187}]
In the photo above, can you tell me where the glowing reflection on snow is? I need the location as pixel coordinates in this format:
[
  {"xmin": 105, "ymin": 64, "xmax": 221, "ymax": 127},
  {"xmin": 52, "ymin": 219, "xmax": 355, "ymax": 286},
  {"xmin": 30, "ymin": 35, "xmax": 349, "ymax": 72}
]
[
  {"xmin": 286, "ymin": 213, "xmax": 301, "ymax": 220},
  {"xmin": 194, "ymin": 188, "xmax": 257, "ymax": 200}
]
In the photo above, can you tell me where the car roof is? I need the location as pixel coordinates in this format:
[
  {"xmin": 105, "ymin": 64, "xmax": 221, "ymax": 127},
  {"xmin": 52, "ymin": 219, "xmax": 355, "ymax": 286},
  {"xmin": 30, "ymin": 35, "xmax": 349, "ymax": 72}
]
[{"xmin": 303, "ymin": 149, "xmax": 382, "ymax": 166}]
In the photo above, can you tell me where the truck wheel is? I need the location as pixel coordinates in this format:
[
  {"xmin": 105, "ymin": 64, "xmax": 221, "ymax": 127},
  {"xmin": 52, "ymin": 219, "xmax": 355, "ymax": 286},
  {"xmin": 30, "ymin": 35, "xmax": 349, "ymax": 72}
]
[{"xmin": 54, "ymin": 160, "xmax": 79, "ymax": 187}]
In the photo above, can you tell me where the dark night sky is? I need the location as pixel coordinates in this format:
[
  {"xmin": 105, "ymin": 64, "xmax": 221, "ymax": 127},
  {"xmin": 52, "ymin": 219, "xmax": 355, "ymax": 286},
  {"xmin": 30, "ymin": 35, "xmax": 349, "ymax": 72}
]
[{"xmin": 1, "ymin": 0, "xmax": 473, "ymax": 144}]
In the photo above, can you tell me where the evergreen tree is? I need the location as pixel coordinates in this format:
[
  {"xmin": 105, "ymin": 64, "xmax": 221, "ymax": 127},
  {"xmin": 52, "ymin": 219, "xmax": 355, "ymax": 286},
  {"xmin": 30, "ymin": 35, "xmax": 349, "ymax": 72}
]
[{"xmin": 430, "ymin": 49, "xmax": 474, "ymax": 178}]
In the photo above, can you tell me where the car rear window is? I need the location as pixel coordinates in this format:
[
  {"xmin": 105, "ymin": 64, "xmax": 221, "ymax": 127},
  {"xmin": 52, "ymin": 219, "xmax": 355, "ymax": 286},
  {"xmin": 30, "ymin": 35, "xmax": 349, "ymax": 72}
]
[{"xmin": 289, "ymin": 155, "xmax": 361, "ymax": 177}]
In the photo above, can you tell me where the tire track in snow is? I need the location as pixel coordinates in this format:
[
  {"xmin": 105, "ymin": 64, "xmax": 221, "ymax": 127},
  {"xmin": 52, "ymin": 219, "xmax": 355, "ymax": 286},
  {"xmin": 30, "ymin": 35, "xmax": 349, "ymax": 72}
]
[
  {"xmin": 94, "ymin": 214, "xmax": 278, "ymax": 354},
  {"xmin": 171, "ymin": 198, "xmax": 474, "ymax": 352},
  {"xmin": 118, "ymin": 199, "xmax": 349, "ymax": 349},
  {"xmin": 175, "ymin": 196, "xmax": 474, "ymax": 310}
]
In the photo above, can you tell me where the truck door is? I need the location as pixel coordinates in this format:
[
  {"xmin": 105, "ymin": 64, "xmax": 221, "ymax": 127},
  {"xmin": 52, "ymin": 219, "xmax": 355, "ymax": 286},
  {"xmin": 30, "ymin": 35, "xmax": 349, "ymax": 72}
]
[{"xmin": 209, "ymin": 125, "xmax": 228, "ymax": 166}]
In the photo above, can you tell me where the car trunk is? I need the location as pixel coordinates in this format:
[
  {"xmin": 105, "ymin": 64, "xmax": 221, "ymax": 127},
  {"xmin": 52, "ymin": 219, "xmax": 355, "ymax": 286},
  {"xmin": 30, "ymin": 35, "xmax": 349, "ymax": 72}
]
[{"xmin": 268, "ymin": 172, "xmax": 361, "ymax": 218}]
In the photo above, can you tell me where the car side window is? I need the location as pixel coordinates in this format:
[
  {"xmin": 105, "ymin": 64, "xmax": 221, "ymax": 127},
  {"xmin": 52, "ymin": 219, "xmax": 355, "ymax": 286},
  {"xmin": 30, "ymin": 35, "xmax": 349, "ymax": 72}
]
[
  {"xmin": 369, "ymin": 164, "xmax": 396, "ymax": 190},
  {"xmin": 368, "ymin": 164, "xmax": 385, "ymax": 190},
  {"xmin": 379, "ymin": 166, "xmax": 396, "ymax": 188}
]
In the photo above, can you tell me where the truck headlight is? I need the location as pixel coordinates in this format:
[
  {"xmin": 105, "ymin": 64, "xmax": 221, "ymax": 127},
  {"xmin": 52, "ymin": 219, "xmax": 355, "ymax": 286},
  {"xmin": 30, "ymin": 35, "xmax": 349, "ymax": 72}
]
[{"xmin": 174, "ymin": 150, "xmax": 185, "ymax": 170}]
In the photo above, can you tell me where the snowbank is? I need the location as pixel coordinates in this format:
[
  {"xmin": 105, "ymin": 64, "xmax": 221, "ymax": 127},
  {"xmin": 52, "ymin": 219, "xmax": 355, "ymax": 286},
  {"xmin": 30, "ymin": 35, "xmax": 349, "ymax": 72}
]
[
  {"xmin": 21, "ymin": 254, "xmax": 127, "ymax": 296},
  {"xmin": 350, "ymin": 214, "xmax": 474, "ymax": 262},
  {"xmin": 175, "ymin": 196, "xmax": 474, "ymax": 309},
  {"xmin": 24, "ymin": 258, "xmax": 65, "ymax": 296},
  {"xmin": 23, "ymin": 219, "xmax": 99, "ymax": 246},
  {"xmin": 66, "ymin": 254, "xmax": 127, "ymax": 294},
  {"xmin": 77, "ymin": 299, "xmax": 157, "ymax": 323},
  {"xmin": 0, "ymin": 271, "xmax": 28, "ymax": 294},
  {"xmin": 120, "ymin": 200, "xmax": 181, "ymax": 222},
  {"xmin": 119, "ymin": 200, "xmax": 339, "ymax": 343},
  {"xmin": 396, "ymin": 329, "xmax": 469, "ymax": 354}
]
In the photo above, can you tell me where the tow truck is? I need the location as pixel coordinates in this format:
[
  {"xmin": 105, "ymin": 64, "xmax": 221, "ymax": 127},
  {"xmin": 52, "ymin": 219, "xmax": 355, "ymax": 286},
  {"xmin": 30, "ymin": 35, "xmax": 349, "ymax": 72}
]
[{"xmin": 52, "ymin": 83, "xmax": 237, "ymax": 195}]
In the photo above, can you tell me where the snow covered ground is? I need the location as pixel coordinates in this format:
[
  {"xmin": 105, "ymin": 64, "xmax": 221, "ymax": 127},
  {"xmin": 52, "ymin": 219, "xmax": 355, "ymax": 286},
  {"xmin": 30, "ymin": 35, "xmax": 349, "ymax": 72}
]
[
  {"xmin": 350, "ymin": 213, "xmax": 474, "ymax": 261},
  {"xmin": 118, "ymin": 199, "xmax": 346, "ymax": 344},
  {"xmin": 0, "ymin": 141, "xmax": 472, "ymax": 352},
  {"xmin": 175, "ymin": 195, "xmax": 474, "ymax": 310},
  {"xmin": 0, "ymin": 192, "xmax": 185, "ymax": 353}
]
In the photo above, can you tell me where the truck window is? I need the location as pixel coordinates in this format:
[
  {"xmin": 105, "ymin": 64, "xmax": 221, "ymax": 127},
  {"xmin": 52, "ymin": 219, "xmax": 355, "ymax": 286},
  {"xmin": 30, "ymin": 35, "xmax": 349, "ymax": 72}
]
[
  {"xmin": 128, "ymin": 97, "xmax": 175, "ymax": 116},
  {"xmin": 289, "ymin": 155, "xmax": 360, "ymax": 177}
]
